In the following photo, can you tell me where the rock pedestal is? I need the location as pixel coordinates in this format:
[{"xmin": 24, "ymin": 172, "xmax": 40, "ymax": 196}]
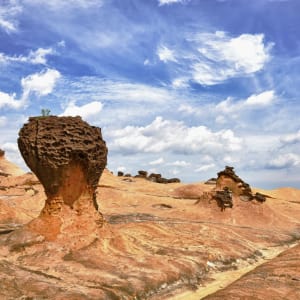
[{"xmin": 16, "ymin": 116, "xmax": 108, "ymax": 243}]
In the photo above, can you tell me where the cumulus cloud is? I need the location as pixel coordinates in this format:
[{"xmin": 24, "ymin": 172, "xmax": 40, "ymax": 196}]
[
  {"xmin": 157, "ymin": 45, "xmax": 177, "ymax": 63},
  {"xmin": 0, "ymin": 92, "xmax": 24, "ymax": 109},
  {"xmin": 108, "ymin": 116, "xmax": 243, "ymax": 155},
  {"xmin": 21, "ymin": 68, "xmax": 61, "ymax": 97},
  {"xmin": 149, "ymin": 157, "xmax": 165, "ymax": 165},
  {"xmin": 0, "ymin": 47, "xmax": 54, "ymax": 65},
  {"xmin": 267, "ymin": 153, "xmax": 300, "ymax": 169},
  {"xmin": 60, "ymin": 100, "xmax": 103, "ymax": 120},
  {"xmin": 216, "ymin": 90, "xmax": 275, "ymax": 114},
  {"xmin": 0, "ymin": 68, "xmax": 61, "ymax": 109},
  {"xmin": 192, "ymin": 32, "xmax": 273, "ymax": 85}
]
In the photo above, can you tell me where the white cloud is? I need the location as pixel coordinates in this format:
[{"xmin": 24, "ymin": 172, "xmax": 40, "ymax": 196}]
[
  {"xmin": 268, "ymin": 153, "xmax": 300, "ymax": 169},
  {"xmin": 216, "ymin": 90, "xmax": 275, "ymax": 114},
  {"xmin": 178, "ymin": 104, "xmax": 199, "ymax": 115},
  {"xmin": 108, "ymin": 116, "xmax": 243, "ymax": 155},
  {"xmin": 0, "ymin": 68, "xmax": 60, "ymax": 110},
  {"xmin": 67, "ymin": 78, "xmax": 178, "ymax": 103},
  {"xmin": 158, "ymin": 0, "xmax": 188, "ymax": 5},
  {"xmin": 28, "ymin": 48, "xmax": 54, "ymax": 64},
  {"xmin": 157, "ymin": 45, "xmax": 177, "ymax": 63},
  {"xmin": 195, "ymin": 163, "xmax": 215, "ymax": 172},
  {"xmin": 60, "ymin": 100, "xmax": 103, "ymax": 120},
  {"xmin": 149, "ymin": 157, "xmax": 165, "ymax": 165},
  {"xmin": 280, "ymin": 130, "xmax": 300, "ymax": 144},
  {"xmin": 117, "ymin": 166, "xmax": 126, "ymax": 172},
  {"xmin": 168, "ymin": 160, "xmax": 190, "ymax": 167},
  {"xmin": 0, "ymin": 116, "xmax": 7, "ymax": 127},
  {"xmin": 143, "ymin": 59, "xmax": 150, "ymax": 66},
  {"xmin": 0, "ymin": 47, "xmax": 54, "ymax": 65},
  {"xmin": 244, "ymin": 90, "xmax": 275, "ymax": 106},
  {"xmin": 0, "ymin": 91, "xmax": 25, "ymax": 109},
  {"xmin": 0, "ymin": 2, "xmax": 22, "ymax": 33},
  {"xmin": 24, "ymin": 0, "xmax": 102, "ymax": 10},
  {"xmin": 21, "ymin": 68, "xmax": 61, "ymax": 97},
  {"xmin": 189, "ymin": 31, "xmax": 273, "ymax": 85},
  {"xmin": 172, "ymin": 77, "xmax": 189, "ymax": 88},
  {"xmin": 2, "ymin": 142, "xmax": 18, "ymax": 153}
]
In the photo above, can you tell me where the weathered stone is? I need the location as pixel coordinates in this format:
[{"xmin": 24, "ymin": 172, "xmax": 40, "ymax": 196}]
[
  {"xmin": 16, "ymin": 116, "xmax": 107, "ymax": 242},
  {"xmin": 217, "ymin": 166, "xmax": 253, "ymax": 198},
  {"xmin": 138, "ymin": 170, "xmax": 148, "ymax": 177},
  {"xmin": 205, "ymin": 178, "xmax": 217, "ymax": 185},
  {"xmin": 167, "ymin": 178, "xmax": 181, "ymax": 183},
  {"xmin": 213, "ymin": 187, "xmax": 233, "ymax": 211}
]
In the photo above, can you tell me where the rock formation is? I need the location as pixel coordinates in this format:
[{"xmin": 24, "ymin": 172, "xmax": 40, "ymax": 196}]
[
  {"xmin": 216, "ymin": 166, "xmax": 265, "ymax": 202},
  {"xmin": 15, "ymin": 116, "xmax": 107, "ymax": 243},
  {"xmin": 0, "ymin": 148, "xmax": 25, "ymax": 177},
  {"xmin": 195, "ymin": 166, "xmax": 266, "ymax": 211}
]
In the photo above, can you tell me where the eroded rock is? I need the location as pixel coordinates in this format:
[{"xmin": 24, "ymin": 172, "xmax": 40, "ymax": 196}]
[
  {"xmin": 12, "ymin": 116, "xmax": 108, "ymax": 245},
  {"xmin": 217, "ymin": 166, "xmax": 266, "ymax": 202}
]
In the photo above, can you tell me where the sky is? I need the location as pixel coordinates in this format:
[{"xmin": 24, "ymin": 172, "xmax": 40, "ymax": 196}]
[{"xmin": 0, "ymin": 0, "xmax": 300, "ymax": 189}]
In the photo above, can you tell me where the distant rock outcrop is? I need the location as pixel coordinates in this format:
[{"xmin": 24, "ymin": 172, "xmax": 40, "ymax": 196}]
[
  {"xmin": 117, "ymin": 169, "xmax": 181, "ymax": 184},
  {"xmin": 0, "ymin": 148, "xmax": 24, "ymax": 177},
  {"xmin": 216, "ymin": 166, "xmax": 264, "ymax": 202},
  {"xmin": 195, "ymin": 166, "xmax": 266, "ymax": 211},
  {"xmin": 16, "ymin": 116, "xmax": 108, "ymax": 243}
]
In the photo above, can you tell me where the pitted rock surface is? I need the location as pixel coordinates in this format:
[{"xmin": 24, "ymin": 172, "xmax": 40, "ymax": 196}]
[
  {"xmin": 15, "ymin": 116, "xmax": 107, "ymax": 242},
  {"xmin": 18, "ymin": 116, "xmax": 107, "ymax": 199}
]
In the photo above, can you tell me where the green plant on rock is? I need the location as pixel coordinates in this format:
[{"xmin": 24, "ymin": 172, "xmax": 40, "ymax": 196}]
[{"xmin": 41, "ymin": 109, "xmax": 51, "ymax": 117}]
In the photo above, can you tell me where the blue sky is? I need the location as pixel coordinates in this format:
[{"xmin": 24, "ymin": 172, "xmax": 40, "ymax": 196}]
[{"xmin": 0, "ymin": 0, "xmax": 300, "ymax": 189}]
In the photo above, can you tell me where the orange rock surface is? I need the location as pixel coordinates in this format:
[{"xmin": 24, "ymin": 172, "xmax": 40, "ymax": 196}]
[{"xmin": 0, "ymin": 154, "xmax": 300, "ymax": 298}]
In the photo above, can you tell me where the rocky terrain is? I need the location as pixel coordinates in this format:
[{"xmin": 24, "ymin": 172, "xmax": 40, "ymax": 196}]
[{"xmin": 0, "ymin": 116, "xmax": 300, "ymax": 299}]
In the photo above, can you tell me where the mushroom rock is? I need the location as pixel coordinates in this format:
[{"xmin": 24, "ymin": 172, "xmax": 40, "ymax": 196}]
[{"xmin": 15, "ymin": 116, "xmax": 108, "ymax": 245}]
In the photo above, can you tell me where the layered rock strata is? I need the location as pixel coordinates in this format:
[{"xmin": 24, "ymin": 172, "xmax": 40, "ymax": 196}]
[{"xmin": 15, "ymin": 116, "xmax": 107, "ymax": 243}]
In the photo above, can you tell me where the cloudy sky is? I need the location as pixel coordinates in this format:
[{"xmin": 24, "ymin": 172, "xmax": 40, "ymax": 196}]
[{"xmin": 1, "ymin": 0, "xmax": 300, "ymax": 189}]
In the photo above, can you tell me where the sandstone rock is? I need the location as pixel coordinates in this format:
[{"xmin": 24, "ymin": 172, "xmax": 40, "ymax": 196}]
[
  {"xmin": 13, "ymin": 116, "xmax": 107, "ymax": 245},
  {"xmin": 167, "ymin": 178, "xmax": 181, "ymax": 183},
  {"xmin": 138, "ymin": 170, "xmax": 148, "ymax": 177},
  {"xmin": 205, "ymin": 178, "xmax": 217, "ymax": 185},
  {"xmin": 253, "ymin": 192, "xmax": 266, "ymax": 202},
  {"xmin": 0, "ymin": 149, "xmax": 25, "ymax": 176},
  {"xmin": 217, "ymin": 166, "xmax": 253, "ymax": 199},
  {"xmin": 213, "ymin": 187, "xmax": 233, "ymax": 211}
]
